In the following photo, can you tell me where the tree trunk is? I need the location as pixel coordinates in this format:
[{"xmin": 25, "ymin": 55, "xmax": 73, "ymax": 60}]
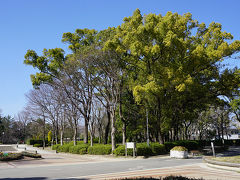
[
  {"xmin": 73, "ymin": 125, "xmax": 77, "ymax": 146},
  {"xmin": 119, "ymin": 78, "xmax": 126, "ymax": 145},
  {"xmin": 157, "ymin": 98, "xmax": 164, "ymax": 144},
  {"xmin": 122, "ymin": 122, "xmax": 126, "ymax": 145},
  {"xmin": 104, "ymin": 107, "xmax": 111, "ymax": 144},
  {"xmin": 98, "ymin": 127, "xmax": 101, "ymax": 144},
  {"xmin": 90, "ymin": 134, "xmax": 93, "ymax": 147},
  {"xmin": 60, "ymin": 130, "xmax": 63, "ymax": 146},
  {"xmin": 43, "ymin": 116, "xmax": 46, "ymax": 149},
  {"xmin": 111, "ymin": 112, "xmax": 116, "ymax": 152},
  {"xmin": 84, "ymin": 118, "xmax": 88, "ymax": 144}
]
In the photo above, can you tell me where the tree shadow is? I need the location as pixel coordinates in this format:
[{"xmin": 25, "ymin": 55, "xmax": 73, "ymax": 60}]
[{"xmin": 0, "ymin": 178, "xmax": 88, "ymax": 180}]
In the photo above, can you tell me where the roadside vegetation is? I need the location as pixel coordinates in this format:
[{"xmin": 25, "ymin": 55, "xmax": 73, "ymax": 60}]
[
  {"xmin": 0, "ymin": 151, "xmax": 41, "ymax": 161},
  {"xmin": 211, "ymin": 155, "xmax": 240, "ymax": 164},
  {"xmin": 0, "ymin": 9, "xmax": 240, "ymax": 154},
  {"xmin": 49, "ymin": 139, "xmax": 234, "ymax": 156},
  {"xmin": 116, "ymin": 176, "xmax": 204, "ymax": 180}
]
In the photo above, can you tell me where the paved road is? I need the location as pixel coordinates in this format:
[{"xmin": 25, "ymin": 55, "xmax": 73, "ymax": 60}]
[
  {"xmin": 1, "ymin": 145, "xmax": 240, "ymax": 180},
  {"xmin": 0, "ymin": 157, "xmax": 202, "ymax": 179}
]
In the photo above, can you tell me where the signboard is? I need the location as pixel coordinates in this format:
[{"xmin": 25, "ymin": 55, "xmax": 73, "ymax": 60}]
[
  {"xmin": 126, "ymin": 142, "xmax": 135, "ymax": 149},
  {"xmin": 125, "ymin": 142, "xmax": 136, "ymax": 157}
]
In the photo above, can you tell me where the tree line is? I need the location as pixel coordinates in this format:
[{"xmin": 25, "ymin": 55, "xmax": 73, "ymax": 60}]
[{"xmin": 4, "ymin": 9, "xmax": 240, "ymax": 149}]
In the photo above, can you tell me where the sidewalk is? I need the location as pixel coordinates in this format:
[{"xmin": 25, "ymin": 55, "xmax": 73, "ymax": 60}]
[
  {"xmin": 1, "ymin": 144, "xmax": 156, "ymax": 168},
  {"xmin": 203, "ymin": 146, "xmax": 240, "ymax": 172}
]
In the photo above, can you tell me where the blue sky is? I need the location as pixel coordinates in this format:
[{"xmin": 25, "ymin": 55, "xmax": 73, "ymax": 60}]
[{"xmin": 0, "ymin": 0, "xmax": 240, "ymax": 117}]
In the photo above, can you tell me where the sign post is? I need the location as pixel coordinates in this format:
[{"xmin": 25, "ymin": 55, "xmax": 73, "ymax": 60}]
[{"xmin": 125, "ymin": 142, "xmax": 136, "ymax": 157}]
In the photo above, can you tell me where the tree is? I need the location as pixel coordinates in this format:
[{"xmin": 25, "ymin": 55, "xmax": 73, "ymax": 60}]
[
  {"xmin": 104, "ymin": 9, "xmax": 240, "ymax": 143},
  {"xmin": 23, "ymin": 9, "xmax": 240, "ymax": 146}
]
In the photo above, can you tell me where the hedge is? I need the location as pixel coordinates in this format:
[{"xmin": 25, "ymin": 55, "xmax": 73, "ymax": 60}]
[
  {"xmin": 88, "ymin": 144, "xmax": 112, "ymax": 155},
  {"xmin": 113, "ymin": 145, "xmax": 133, "ymax": 156},
  {"xmin": 27, "ymin": 139, "xmax": 48, "ymax": 146},
  {"xmin": 69, "ymin": 144, "xmax": 89, "ymax": 154},
  {"xmin": 21, "ymin": 151, "xmax": 42, "ymax": 158},
  {"xmin": 164, "ymin": 140, "xmax": 198, "ymax": 152},
  {"xmin": 0, "ymin": 153, "xmax": 23, "ymax": 161},
  {"xmin": 150, "ymin": 143, "xmax": 166, "ymax": 155},
  {"xmin": 52, "ymin": 144, "xmax": 61, "ymax": 151},
  {"xmin": 113, "ymin": 143, "xmax": 166, "ymax": 156},
  {"xmin": 58, "ymin": 143, "xmax": 73, "ymax": 152},
  {"xmin": 33, "ymin": 143, "xmax": 42, "ymax": 147}
]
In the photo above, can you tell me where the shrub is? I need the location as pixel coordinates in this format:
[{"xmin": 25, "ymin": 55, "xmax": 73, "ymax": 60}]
[
  {"xmin": 164, "ymin": 140, "xmax": 199, "ymax": 152},
  {"xmin": 58, "ymin": 143, "xmax": 73, "ymax": 152},
  {"xmin": 69, "ymin": 144, "xmax": 89, "ymax": 154},
  {"xmin": 113, "ymin": 145, "xmax": 133, "ymax": 156},
  {"xmin": 22, "ymin": 151, "xmax": 42, "ymax": 158},
  {"xmin": 150, "ymin": 143, "xmax": 166, "ymax": 155},
  {"xmin": 27, "ymin": 139, "xmax": 48, "ymax": 146},
  {"xmin": 121, "ymin": 176, "xmax": 204, "ymax": 179},
  {"xmin": 0, "ymin": 153, "xmax": 23, "ymax": 161},
  {"xmin": 136, "ymin": 143, "xmax": 152, "ymax": 156},
  {"xmin": 114, "ymin": 143, "xmax": 166, "ymax": 156},
  {"xmin": 177, "ymin": 140, "xmax": 198, "ymax": 150},
  {"xmin": 88, "ymin": 144, "xmax": 112, "ymax": 155},
  {"xmin": 79, "ymin": 147, "xmax": 88, "ymax": 154},
  {"xmin": 171, "ymin": 146, "xmax": 188, "ymax": 151},
  {"xmin": 33, "ymin": 143, "xmax": 42, "ymax": 147},
  {"xmin": 52, "ymin": 144, "xmax": 61, "ymax": 151},
  {"xmin": 121, "ymin": 176, "xmax": 204, "ymax": 180},
  {"xmin": 164, "ymin": 142, "xmax": 178, "ymax": 152}
]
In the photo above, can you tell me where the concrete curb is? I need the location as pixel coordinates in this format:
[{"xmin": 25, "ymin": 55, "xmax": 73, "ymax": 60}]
[{"xmin": 203, "ymin": 156, "xmax": 240, "ymax": 173}]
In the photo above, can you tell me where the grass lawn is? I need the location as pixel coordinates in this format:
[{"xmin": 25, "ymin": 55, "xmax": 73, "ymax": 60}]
[{"xmin": 212, "ymin": 156, "xmax": 240, "ymax": 164}]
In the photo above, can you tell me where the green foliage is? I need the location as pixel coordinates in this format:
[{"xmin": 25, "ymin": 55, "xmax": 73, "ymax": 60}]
[
  {"xmin": 58, "ymin": 143, "xmax": 73, "ymax": 153},
  {"xmin": 52, "ymin": 144, "xmax": 61, "ymax": 151},
  {"xmin": 113, "ymin": 145, "xmax": 133, "ymax": 156},
  {"xmin": 88, "ymin": 144, "xmax": 112, "ymax": 155},
  {"xmin": 171, "ymin": 146, "xmax": 188, "ymax": 151},
  {"xmin": 33, "ymin": 143, "xmax": 42, "ymax": 147},
  {"xmin": 164, "ymin": 142, "xmax": 179, "ymax": 152},
  {"xmin": 48, "ymin": 130, "xmax": 52, "ymax": 142},
  {"xmin": 150, "ymin": 143, "xmax": 166, "ymax": 155},
  {"xmin": 164, "ymin": 140, "xmax": 199, "ymax": 152},
  {"xmin": 23, "ymin": 9, "xmax": 240, "ymax": 150},
  {"xmin": 136, "ymin": 143, "xmax": 152, "ymax": 156},
  {"xmin": 0, "ymin": 153, "xmax": 23, "ymax": 161},
  {"xmin": 24, "ymin": 48, "xmax": 66, "ymax": 87},
  {"xmin": 121, "ymin": 176, "xmax": 204, "ymax": 180},
  {"xmin": 21, "ymin": 151, "xmax": 41, "ymax": 158},
  {"xmin": 27, "ymin": 139, "xmax": 48, "ymax": 146},
  {"xmin": 69, "ymin": 144, "xmax": 89, "ymax": 154}
]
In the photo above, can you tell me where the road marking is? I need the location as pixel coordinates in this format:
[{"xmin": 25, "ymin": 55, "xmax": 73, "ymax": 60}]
[
  {"xmin": 128, "ymin": 165, "xmax": 144, "ymax": 171},
  {"xmin": 68, "ymin": 164, "xmax": 240, "ymax": 180}
]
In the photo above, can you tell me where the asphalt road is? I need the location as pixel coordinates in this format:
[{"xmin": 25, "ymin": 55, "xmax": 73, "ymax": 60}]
[{"xmin": 0, "ymin": 157, "xmax": 202, "ymax": 180}]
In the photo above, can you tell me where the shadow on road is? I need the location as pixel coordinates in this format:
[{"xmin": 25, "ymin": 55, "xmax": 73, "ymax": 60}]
[{"xmin": 0, "ymin": 178, "xmax": 88, "ymax": 180}]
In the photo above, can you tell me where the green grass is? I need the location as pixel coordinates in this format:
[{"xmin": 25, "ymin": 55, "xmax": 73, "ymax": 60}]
[{"xmin": 212, "ymin": 155, "xmax": 240, "ymax": 164}]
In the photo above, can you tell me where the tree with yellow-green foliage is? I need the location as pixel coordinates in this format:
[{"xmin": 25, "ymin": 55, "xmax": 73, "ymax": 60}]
[
  {"xmin": 24, "ymin": 9, "xmax": 240, "ymax": 148},
  {"xmin": 104, "ymin": 9, "xmax": 240, "ymax": 143}
]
